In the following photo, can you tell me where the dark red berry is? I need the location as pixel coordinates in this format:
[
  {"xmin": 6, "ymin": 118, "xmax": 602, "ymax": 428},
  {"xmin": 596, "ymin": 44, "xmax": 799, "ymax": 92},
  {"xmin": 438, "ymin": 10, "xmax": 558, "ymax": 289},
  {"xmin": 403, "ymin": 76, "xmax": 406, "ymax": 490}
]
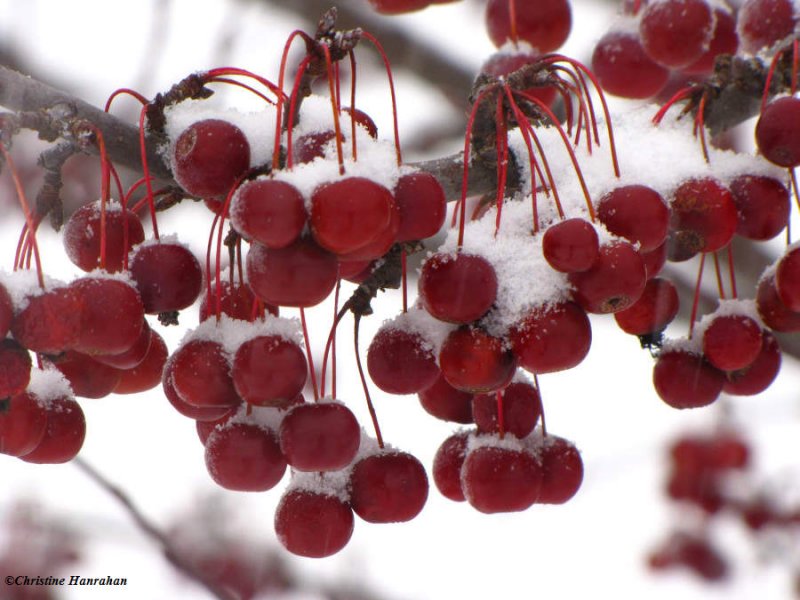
[
  {"xmin": 367, "ymin": 327, "xmax": 439, "ymax": 395},
  {"xmin": 394, "ymin": 172, "xmax": 447, "ymax": 243},
  {"xmin": 537, "ymin": 435, "xmax": 584, "ymax": 504},
  {"xmin": 569, "ymin": 241, "xmax": 646, "ymax": 314},
  {"xmin": 0, "ymin": 391, "xmax": 46, "ymax": 457},
  {"xmin": 702, "ymin": 314, "xmax": 762, "ymax": 371},
  {"xmin": 485, "ymin": 0, "xmax": 572, "ymax": 53},
  {"xmin": 11, "ymin": 286, "xmax": 83, "ymax": 354},
  {"xmin": 172, "ymin": 119, "xmax": 250, "ymax": 198},
  {"xmin": 668, "ymin": 178, "xmax": 737, "ymax": 254},
  {"xmin": 230, "ymin": 179, "xmax": 307, "ymax": 249},
  {"xmin": 472, "ymin": 381, "xmax": 541, "ymax": 439},
  {"xmin": 723, "ymin": 330, "xmax": 781, "ymax": 396},
  {"xmin": 232, "ymin": 335, "xmax": 307, "ymax": 406},
  {"xmin": 597, "ymin": 185, "xmax": 669, "ymax": 252},
  {"xmin": 756, "ymin": 97, "xmax": 800, "ymax": 168},
  {"xmin": 274, "ymin": 491, "xmax": 354, "ymax": 558},
  {"xmin": 614, "ymin": 277, "xmax": 679, "ymax": 335},
  {"xmin": 170, "ymin": 339, "xmax": 240, "ymax": 409},
  {"xmin": 20, "ymin": 396, "xmax": 86, "ymax": 464},
  {"xmin": 113, "ymin": 329, "xmax": 169, "ymax": 395},
  {"xmin": 63, "ymin": 203, "xmax": 144, "ymax": 273},
  {"xmin": 729, "ymin": 175, "xmax": 790, "ymax": 241},
  {"xmin": 246, "ymin": 237, "xmax": 338, "ymax": 308},
  {"xmin": 682, "ymin": 7, "xmax": 738, "ymax": 75},
  {"xmin": 462, "ymin": 445, "xmax": 542, "ymax": 513},
  {"xmin": 0, "ymin": 339, "xmax": 32, "ymax": 399},
  {"xmin": 756, "ymin": 272, "xmax": 800, "ymax": 332},
  {"xmin": 592, "ymin": 29, "xmax": 670, "ymax": 99},
  {"xmin": 509, "ymin": 301, "xmax": 592, "ymax": 374},
  {"xmin": 738, "ymin": 0, "xmax": 798, "ymax": 53},
  {"xmin": 129, "ymin": 242, "xmax": 203, "ymax": 314},
  {"xmin": 205, "ymin": 423, "xmax": 286, "ymax": 492},
  {"xmin": 432, "ymin": 431, "xmax": 470, "ymax": 502},
  {"xmin": 653, "ymin": 349, "xmax": 725, "ymax": 409},
  {"xmin": 419, "ymin": 253, "xmax": 497, "ymax": 324},
  {"xmin": 639, "ymin": 0, "xmax": 714, "ymax": 69},
  {"xmin": 417, "ymin": 374, "xmax": 474, "ymax": 423},
  {"xmin": 349, "ymin": 451, "xmax": 429, "ymax": 523},
  {"xmin": 439, "ymin": 327, "xmax": 517, "ymax": 394},
  {"xmin": 47, "ymin": 351, "xmax": 121, "ymax": 399},
  {"xmin": 310, "ymin": 177, "xmax": 397, "ymax": 256},
  {"xmin": 776, "ymin": 247, "xmax": 800, "ymax": 311},
  {"xmin": 279, "ymin": 402, "xmax": 360, "ymax": 472},
  {"xmin": 542, "ymin": 218, "xmax": 599, "ymax": 273}
]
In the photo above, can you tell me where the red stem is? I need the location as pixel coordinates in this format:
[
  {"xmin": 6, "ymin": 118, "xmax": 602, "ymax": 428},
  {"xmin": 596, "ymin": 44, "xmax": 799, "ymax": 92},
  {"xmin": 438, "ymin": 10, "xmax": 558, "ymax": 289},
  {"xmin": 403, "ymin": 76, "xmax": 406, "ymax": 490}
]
[
  {"xmin": 712, "ymin": 251, "xmax": 726, "ymax": 299},
  {"xmin": 354, "ymin": 315, "xmax": 384, "ymax": 448},
  {"xmin": 138, "ymin": 106, "xmax": 160, "ymax": 239},
  {"xmin": 299, "ymin": 307, "xmax": 320, "ymax": 401},
  {"xmin": 360, "ymin": 31, "xmax": 403, "ymax": 166},
  {"xmin": 688, "ymin": 253, "xmax": 707, "ymax": 339},
  {"xmin": 727, "ymin": 244, "xmax": 738, "ymax": 299}
]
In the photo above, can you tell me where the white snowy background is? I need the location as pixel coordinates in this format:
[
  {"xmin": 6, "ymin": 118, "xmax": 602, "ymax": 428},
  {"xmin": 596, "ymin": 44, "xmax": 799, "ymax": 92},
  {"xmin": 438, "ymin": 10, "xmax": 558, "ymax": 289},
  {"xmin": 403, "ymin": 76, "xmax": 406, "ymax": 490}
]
[{"xmin": 1, "ymin": 0, "xmax": 799, "ymax": 598}]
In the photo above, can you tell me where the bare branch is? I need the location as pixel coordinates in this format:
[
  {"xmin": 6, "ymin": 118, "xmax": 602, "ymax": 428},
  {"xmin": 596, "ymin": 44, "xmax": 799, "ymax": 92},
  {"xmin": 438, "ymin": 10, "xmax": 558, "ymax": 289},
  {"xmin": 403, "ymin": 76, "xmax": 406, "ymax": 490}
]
[{"xmin": 73, "ymin": 457, "xmax": 237, "ymax": 600}]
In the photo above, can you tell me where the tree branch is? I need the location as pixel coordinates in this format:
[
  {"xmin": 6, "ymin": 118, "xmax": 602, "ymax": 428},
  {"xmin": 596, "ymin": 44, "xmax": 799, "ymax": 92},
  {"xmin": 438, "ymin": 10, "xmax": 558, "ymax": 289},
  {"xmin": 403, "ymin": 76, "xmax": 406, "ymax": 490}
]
[{"xmin": 73, "ymin": 457, "xmax": 237, "ymax": 600}]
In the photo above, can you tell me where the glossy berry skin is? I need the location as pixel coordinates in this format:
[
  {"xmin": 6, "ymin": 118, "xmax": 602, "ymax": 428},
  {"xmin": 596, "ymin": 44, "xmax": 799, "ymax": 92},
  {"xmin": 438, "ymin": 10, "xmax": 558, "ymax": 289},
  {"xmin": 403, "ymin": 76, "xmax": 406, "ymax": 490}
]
[
  {"xmin": 63, "ymin": 204, "xmax": 144, "ymax": 273},
  {"xmin": 592, "ymin": 30, "xmax": 670, "ymax": 99},
  {"xmin": 129, "ymin": 242, "xmax": 203, "ymax": 314},
  {"xmin": 702, "ymin": 315, "xmax": 763, "ymax": 371},
  {"xmin": 614, "ymin": 277, "xmax": 679, "ymax": 335},
  {"xmin": 246, "ymin": 237, "xmax": 338, "ymax": 308},
  {"xmin": 310, "ymin": 177, "xmax": 397, "ymax": 256},
  {"xmin": 230, "ymin": 179, "xmax": 307, "ymax": 249},
  {"xmin": 94, "ymin": 320, "xmax": 152, "ymax": 369},
  {"xmin": 367, "ymin": 327, "xmax": 439, "ymax": 395},
  {"xmin": 274, "ymin": 491, "xmax": 354, "ymax": 558},
  {"xmin": 639, "ymin": 0, "xmax": 714, "ymax": 69},
  {"xmin": 509, "ymin": 302, "xmax": 592, "ymax": 374},
  {"xmin": 569, "ymin": 241, "xmax": 646, "ymax": 314},
  {"xmin": 0, "ymin": 339, "xmax": 32, "ymax": 399},
  {"xmin": 20, "ymin": 396, "xmax": 86, "ymax": 464},
  {"xmin": 232, "ymin": 335, "xmax": 307, "ymax": 406},
  {"xmin": 417, "ymin": 374, "xmax": 474, "ymax": 423},
  {"xmin": 367, "ymin": 0, "xmax": 430, "ymax": 13},
  {"xmin": 70, "ymin": 277, "xmax": 144, "ymax": 356},
  {"xmin": 162, "ymin": 361, "xmax": 236, "ymax": 421},
  {"xmin": 542, "ymin": 218, "xmax": 599, "ymax": 273},
  {"xmin": 485, "ymin": 0, "xmax": 572, "ymax": 53},
  {"xmin": 738, "ymin": 0, "xmax": 798, "ymax": 53},
  {"xmin": 723, "ymin": 331, "xmax": 781, "ymax": 396},
  {"xmin": 668, "ymin": 178, "xmax": 737, "ymax": 255},
  {"xmin": 170, "ymin": 339, "xmax": 240, "ymax": 409},
  {"xmin": 472, "ymin": 381, "xmax": 541, "ymax": 439},
  {"xmin": 113, "ymin": 329, "xmax": 169, "ymax": 395},
  {"xmin": 394, "ymin": 172, "xmax": 447, "ymax": 243},
  {"xmin": 279, "ymin": 402, "xmax": 360, "ymax": 472},
  {"xmin": 0, "ymin": 392, "xmax": 46, "ymax": 457},
  {"xmin": 537, "ymin": 436, "xmax": 584, "ymax": 504},
  {"xmin": 349, "ymin": 451, "xmax": 429, "ymax": 523},
  {"xmin": 776, "ymin": 247, "xmax": 800, "ymax": 312},
  {"xmin": 172, "ymin": 119, "xmax": 250, "ymax": 198},
  {"xmin": 199, "ymin": 281, "xmax": 276, "ymax": 322},
  {"xmin": 682, "ymin": 8, "xmax": 738, "ymax": 75},
  {"xmin": 433, "ymin": 431, "xmax": 470, "ymax": 502},
  {"xmin": 597, "ymin": 185, "xmax": 669, "ymax": 252},
  {"xmin": 641, "ymin": 243, "xmax": 668, "ymax": 279},
  {"xmin": 729, "ymin": 175, "xmax": 790, "ymax": 241},
  {"xmin": 419, "ymin": 253, "xmax": 497, "ymax": 324},
  {"xmin": 653, "ymin": 350, "xmax": 725, "ymax": 409},
  {"xmin": 439, "ymin": 327, "xmax": 517, "ymax": 394},
  {"xmin": 461, "ymin": 445, "xmax": 542, "ymax": 514},
  {"xmin": 755, "ymin": 97, "xmax": 800, "ymax": 168},
  {"xmin": 48, "ymin": 351, "xmax": 121, "ymax": 399},
  {"xmin": 11, "ymin": 286, "xmax": 83, "ymax": 355},
  {"xmin": 205, "ymin": 423, "xmax": 286, "ymax": 492},
  {"xmin": 756, "ymin": 273, "xmax": 800, "ymax": 332}
]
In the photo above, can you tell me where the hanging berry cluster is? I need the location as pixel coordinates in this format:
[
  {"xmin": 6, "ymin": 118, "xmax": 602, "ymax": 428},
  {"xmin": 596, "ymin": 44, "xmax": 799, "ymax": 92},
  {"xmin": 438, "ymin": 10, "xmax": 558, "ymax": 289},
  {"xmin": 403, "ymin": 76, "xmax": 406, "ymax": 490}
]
[{"xmin": 0, "ymin": 0, "xmax": 799, "ymax": 566}]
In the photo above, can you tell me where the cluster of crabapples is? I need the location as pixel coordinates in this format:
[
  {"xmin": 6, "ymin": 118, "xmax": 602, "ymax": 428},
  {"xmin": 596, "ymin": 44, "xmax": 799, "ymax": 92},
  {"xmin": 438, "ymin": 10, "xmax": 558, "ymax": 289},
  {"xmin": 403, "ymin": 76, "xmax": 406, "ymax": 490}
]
[{"xmin": 591, "ymin": 0, "xmax": 798, "ymax": 101}]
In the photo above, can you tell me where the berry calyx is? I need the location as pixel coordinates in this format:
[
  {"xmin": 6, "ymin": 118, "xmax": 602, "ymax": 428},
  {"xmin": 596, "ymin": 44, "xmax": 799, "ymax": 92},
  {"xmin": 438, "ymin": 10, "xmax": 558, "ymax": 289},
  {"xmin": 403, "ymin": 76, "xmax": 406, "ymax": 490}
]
[
  {"xmin": 569, "ymin": 241, "xmax": 646, "ymax": 314},
  {"xmin": 614, "ymin": 277, "xmax": 679, "ymax": 336}
]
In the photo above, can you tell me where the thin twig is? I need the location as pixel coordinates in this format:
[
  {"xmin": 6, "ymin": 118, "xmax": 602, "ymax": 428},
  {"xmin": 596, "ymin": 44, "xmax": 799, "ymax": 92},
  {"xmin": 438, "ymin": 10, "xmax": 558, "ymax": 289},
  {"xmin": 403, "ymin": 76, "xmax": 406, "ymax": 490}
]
[{"xmin": 73, "ymin": 457, "xmax": 237, "ymax": 600}]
